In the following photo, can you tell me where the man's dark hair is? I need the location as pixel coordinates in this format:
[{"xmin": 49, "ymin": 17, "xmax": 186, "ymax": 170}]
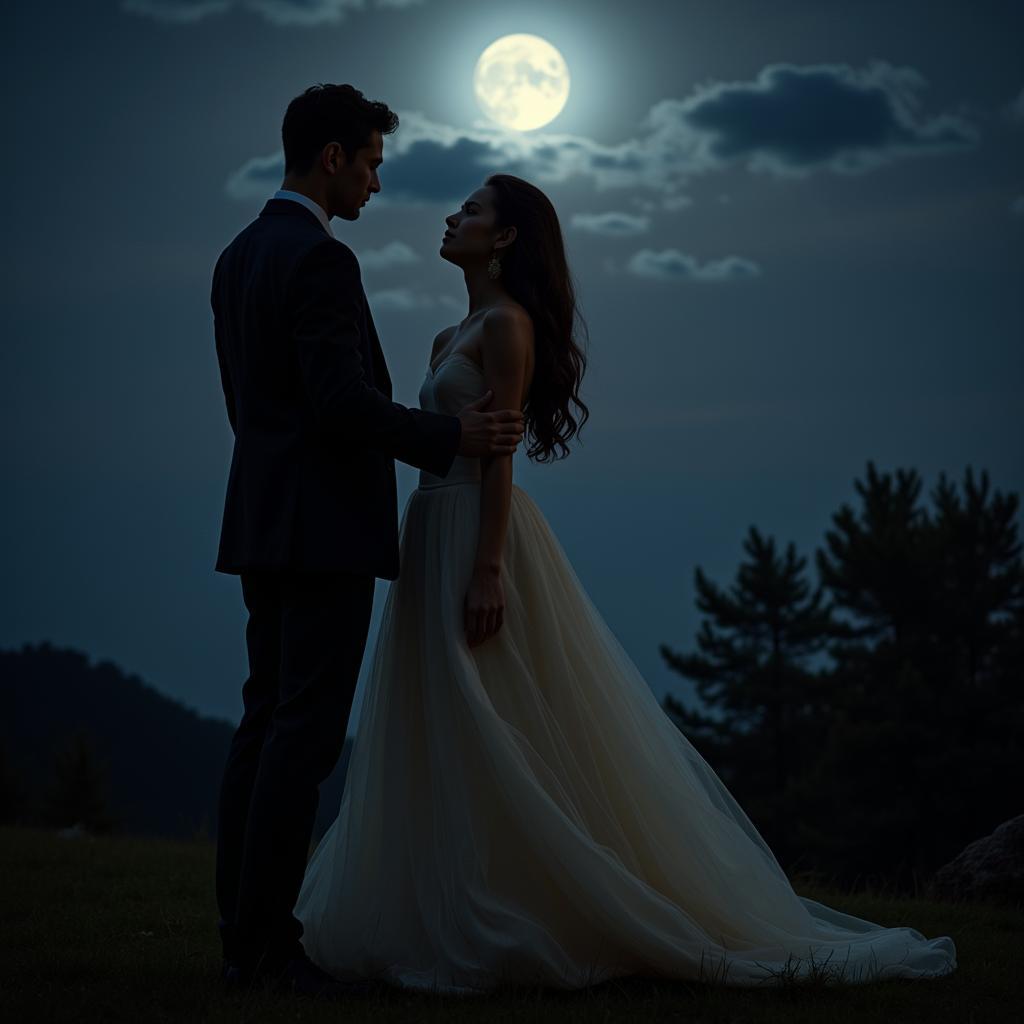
[{"xmin": 282, "ymin": 83, "xmax": 399, "ymax": 175}]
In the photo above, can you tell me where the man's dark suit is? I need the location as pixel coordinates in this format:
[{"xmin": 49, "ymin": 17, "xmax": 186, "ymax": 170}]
[{"xmin": 210, "ymin": 197, "xmax": 462, "ymax": 973}]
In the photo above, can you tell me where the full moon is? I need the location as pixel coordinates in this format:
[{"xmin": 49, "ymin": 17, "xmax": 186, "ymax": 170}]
[{"xmin": 473, "ymin": 34, "xmax": 570, "ymax": 132}]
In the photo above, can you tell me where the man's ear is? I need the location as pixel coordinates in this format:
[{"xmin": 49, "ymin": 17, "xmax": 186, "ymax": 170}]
[{"xmin": 321, "ymin": 141, "xmax": 347, "ymax": 175}]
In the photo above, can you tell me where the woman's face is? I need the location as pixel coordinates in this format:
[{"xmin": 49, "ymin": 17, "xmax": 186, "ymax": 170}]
[{"xmin": 440, "ymin": 186, "xmax": 507, "ymax": 264}]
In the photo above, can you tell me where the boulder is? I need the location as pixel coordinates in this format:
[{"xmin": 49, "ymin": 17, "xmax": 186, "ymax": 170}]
[{"xmin": 928, "ymin": 814, "xmax": 1024, "ymax": 908}]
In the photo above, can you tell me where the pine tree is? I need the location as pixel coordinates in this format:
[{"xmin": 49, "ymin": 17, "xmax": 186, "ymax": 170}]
[
  {"xmin": 926, "ymin": 466, "xmax": 1023, "ymax": 697},
  {"xmin": 804, "ymin": 461, "xmax": 1024, "ymax": 886},
  {"xmin": 660, "ymin": 524, "xmax": 843, "ymax": 859},
  {"xmin": 815, "ymin": 461, "xmax": 932, "ymax": 652}
]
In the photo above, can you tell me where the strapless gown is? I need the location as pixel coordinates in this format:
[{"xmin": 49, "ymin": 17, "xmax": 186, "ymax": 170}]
[{"xmin": 293, "ymin": 351, "xmax": 957, "ymax": 994}]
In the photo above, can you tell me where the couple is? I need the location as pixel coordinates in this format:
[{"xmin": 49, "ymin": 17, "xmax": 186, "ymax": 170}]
[{"xmin": 211, "ymin": 84, "xmax": 957, "ymax": 999}]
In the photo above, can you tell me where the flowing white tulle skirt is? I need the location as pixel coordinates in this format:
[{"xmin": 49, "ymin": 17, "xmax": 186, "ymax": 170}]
[{"xmin": 294, "ymin": 481, "xmax": 957, "ymax": 994}]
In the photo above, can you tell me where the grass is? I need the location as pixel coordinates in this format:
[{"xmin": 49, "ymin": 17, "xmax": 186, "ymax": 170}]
[{"xmin": 0, "ymin": 824, "xmax": 1018, "ymax": 1023}]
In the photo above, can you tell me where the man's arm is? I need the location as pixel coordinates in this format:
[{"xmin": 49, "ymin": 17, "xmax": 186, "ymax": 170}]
[{"xmin": 290, "ymin": 240, "xmax": 460, "ymax": 476}]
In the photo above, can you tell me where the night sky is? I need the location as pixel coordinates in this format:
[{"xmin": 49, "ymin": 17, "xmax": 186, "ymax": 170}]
[{"xmin": 3, "ymin": 0, "xmax": 1022, "ymax": 732}]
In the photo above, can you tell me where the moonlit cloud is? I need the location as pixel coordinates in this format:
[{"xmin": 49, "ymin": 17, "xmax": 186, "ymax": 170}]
[
  {"xmin": 1007, "ymin": 87, "xmax": 1024, "ymax": 124},
  {"xmin": 570, "ymin": 212, "xmax": 650, "ymax": 237},
  {"xmin": 225, "ymin": 118, "xmax": 515, "ymax": 204},
  {"xmin": 225, "ymin": 61, "xmax": 980, "ymax": 207},
  {"xmin": 122, "ymin": 0, "xmax": 424, "ymax": 25},
  {"xmin": 373, "ymin": 111, "xmax": 673, "ymax": 199},
  {"xmin": 625, "ymin": 248, "xmax": 762, "ymax": 282},
  {"xmin": 366, "ymin": 288, "xmax": 460, "ymax": 312},
  {"xmin": 225, "ymin": 154, "xmax": 283, "ymax": 200},
  {"xmin": 661, "ymin": 194, "xmax": 694, "ymax": 211},
  {"xmin": 223, "ymin": 111, "xmax": 666, "ymax": 204},
  {"xmin": 357, "ymin": 241, "xmax": 420, "ymax": 271}
]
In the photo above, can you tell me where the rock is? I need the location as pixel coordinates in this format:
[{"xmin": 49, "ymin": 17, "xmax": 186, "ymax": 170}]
[{"xmin": 927, "ymin": 814, "xmax": 1024, "ymax": 908}]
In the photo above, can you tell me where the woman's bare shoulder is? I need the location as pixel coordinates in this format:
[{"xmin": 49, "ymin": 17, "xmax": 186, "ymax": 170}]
[
  {"xmin": 481, "ymin": 303, "xmax": 534, "ymax": 351},
  {"xmin": 481, "ymin": 302, "xmax": 534, "ymax": 345},
  {"xmin": 487, "ymin": 300, "xmax": 532, "ymax": 327}
]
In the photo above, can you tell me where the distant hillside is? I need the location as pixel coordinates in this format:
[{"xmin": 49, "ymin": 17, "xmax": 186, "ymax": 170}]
[{"xmin": 0, "ymin": 642, "xmax": 352, "ymax": 841}]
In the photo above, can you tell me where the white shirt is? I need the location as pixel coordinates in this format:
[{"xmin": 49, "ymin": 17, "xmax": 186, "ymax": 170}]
[{"xmin": 272, "ymin": 189, "xmax": 335, "ymax": 238}]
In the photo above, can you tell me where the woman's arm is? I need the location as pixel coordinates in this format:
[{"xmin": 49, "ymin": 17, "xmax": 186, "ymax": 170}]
[{"xmin": 464, "ymin": 306, "xmax": 533, "ymax": 648}]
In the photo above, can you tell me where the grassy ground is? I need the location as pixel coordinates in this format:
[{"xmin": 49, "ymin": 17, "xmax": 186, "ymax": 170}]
[{"xmin": 0, "ymin": 824, "xmax": 1018, "ymax": 1023}]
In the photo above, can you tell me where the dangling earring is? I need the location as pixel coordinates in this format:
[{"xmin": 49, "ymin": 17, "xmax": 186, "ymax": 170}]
[{"xmin": 487, "ymin": 251, "xmax": 502, "ymax": 280}]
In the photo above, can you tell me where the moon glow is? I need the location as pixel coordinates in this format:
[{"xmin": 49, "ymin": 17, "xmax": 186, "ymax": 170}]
[{"xmin": 473, "ymin": 34, "xmax": 570, "ymax": 131}]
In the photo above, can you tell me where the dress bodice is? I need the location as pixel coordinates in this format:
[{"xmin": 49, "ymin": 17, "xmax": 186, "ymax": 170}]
[{"xmin": 417, "ymin": 352, "xmax": 486, "ymax": 490}]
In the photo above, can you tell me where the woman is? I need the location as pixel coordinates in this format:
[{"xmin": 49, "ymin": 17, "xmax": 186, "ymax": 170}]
[{"xmin": 294, "ymin": 173, "xmax": 957, "ymax": 994}]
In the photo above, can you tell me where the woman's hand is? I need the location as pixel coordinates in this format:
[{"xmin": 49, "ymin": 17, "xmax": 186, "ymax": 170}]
[{"xmin": 464, "ymin": 564, "xmax": 505, "ymax": 648}]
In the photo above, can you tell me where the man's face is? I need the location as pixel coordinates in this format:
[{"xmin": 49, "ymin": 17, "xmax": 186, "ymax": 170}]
[{"xmin": 331, "ymin": 128, "xmax": 383, "ymax": 220}]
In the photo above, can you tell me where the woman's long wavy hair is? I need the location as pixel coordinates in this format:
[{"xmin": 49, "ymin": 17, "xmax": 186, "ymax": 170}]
[{"xmin": 484, "ymin": 173, "xmax": 589, "ymax": 462}]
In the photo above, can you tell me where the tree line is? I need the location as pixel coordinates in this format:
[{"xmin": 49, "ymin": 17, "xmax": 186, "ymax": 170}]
[
  {"xmin": 0, "ymin": 643, "xmax": 355, "ymax": 842},
  {"xmin": 660, "ymin": 461, "xmax": 1022, "ymax": 892}
]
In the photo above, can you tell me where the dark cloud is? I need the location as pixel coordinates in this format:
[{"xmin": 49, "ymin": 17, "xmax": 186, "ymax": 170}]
[
  {"xmin": 122, "ymin": 0, "xmax": 424, "ymax": 25},
  {"xmin": 224, "ymin": 134, "xmax": 514, "ymax": 205},
  {"xmin": 647, "ymin": 61, "xmax": 978, "ymax": 177},
  {"xmin": 378, "ymin": 136, "xmax": 512, "ymax": 203},
  {"xmin": 122, "ymin": 0, "xmax": 230, "ymax": 22}
]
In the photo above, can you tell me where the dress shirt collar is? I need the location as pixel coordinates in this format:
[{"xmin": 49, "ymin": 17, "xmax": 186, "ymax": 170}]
[{"xmin": 272, "ymin": 189, "xmax": 334, "ymax": 238}]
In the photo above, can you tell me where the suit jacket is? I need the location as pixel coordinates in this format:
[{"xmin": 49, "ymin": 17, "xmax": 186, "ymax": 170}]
[{"xmin": 211, "ymin": 198, "xmax": 462, "ymax": 579}]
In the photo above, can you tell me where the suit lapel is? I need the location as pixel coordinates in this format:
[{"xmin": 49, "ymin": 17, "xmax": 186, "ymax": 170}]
[{"xmin": 259, "ymin": 198, "xmax": 391, "ymax": 397}]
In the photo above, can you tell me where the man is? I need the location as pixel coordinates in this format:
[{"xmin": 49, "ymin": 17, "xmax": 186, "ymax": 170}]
[{"xmin": 211, "ymin": 83, "xmax": 525, "ymax": 998}]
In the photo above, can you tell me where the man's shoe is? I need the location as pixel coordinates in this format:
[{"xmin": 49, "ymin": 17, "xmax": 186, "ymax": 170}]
[
  {"xmin": 274, "ymin": 951, "xmax": 378, "ymax": 999},
  {"xmin": 221, "ymin": 961, "xmax": 259, "ymax": 992},
  {"xmin": 221, "ymin": 949, "xmax": 379, "ymax": 998}
]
